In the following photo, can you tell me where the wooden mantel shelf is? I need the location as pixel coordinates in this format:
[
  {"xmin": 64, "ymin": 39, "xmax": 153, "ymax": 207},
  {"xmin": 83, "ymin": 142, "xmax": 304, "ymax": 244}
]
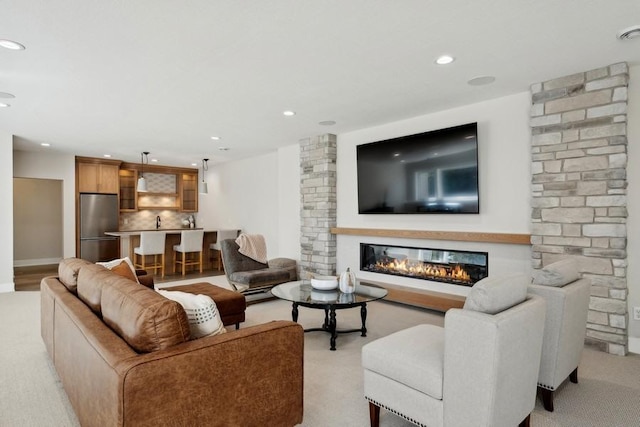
[{"xmin": 331, "ymin": 227, "xmax": 531, "ymax": 245}]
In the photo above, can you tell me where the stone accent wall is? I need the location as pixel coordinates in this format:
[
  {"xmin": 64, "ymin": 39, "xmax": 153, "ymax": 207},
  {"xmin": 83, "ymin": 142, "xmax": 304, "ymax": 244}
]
[
  {"xmin": 530, "ymin": 63, "xmax": 629, "ymax": 355},
  {"xmin": 299, "ymin": 134, "xmax": 337, "ymax": 278}
]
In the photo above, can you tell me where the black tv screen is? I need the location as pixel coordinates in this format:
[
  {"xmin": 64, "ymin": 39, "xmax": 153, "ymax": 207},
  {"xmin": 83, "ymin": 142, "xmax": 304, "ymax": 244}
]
[{"xmin": 357, "ymin": 122, "xmax": 479, "ymax": 214}]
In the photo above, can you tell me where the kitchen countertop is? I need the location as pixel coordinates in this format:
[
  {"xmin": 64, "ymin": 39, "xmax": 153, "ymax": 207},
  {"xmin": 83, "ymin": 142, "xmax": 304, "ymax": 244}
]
[{"xmin": 105, "ymin": 228, "xmax": 213, "ymax": 236}]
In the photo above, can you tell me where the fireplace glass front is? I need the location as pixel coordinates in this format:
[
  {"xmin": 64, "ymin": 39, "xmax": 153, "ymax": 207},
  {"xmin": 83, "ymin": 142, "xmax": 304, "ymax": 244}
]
[{"xmin": 360, "ymin": 243, "xmax": 488, "ymax": 287}]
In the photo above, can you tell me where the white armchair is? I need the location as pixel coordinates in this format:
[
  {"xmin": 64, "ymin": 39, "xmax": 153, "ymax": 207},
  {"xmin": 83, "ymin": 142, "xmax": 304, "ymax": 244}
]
[
  {"xmin": 363, "ymin": 274, "xmax": 546, "ymax": 427},
  {"xmin": 529, "ymin": 258, "xmax": 590, "ymax": 412}
]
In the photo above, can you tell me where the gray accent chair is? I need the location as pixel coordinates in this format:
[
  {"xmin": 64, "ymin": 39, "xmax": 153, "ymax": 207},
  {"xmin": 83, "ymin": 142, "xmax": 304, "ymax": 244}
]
[
  {"xmin": 220, "ymin": 239, "xmax": 296, "ymax": 294},
  {"xmin": 529, "ymin": 258, "xmax": 590, "ymax": 412},
  {"xmin": 362, "ymin": 274, "xmax": 546, "ymax": 427}
]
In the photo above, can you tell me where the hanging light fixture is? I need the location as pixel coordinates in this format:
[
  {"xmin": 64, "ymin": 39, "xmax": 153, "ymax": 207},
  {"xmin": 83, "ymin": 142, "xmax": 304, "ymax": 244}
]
[
  {"xmin": 199, "ymin": 158, "xmax": 209, "ymax": 194},
  {"xmin": 137, "ymin": 152, "xmax": 149, "ymax": 192}
]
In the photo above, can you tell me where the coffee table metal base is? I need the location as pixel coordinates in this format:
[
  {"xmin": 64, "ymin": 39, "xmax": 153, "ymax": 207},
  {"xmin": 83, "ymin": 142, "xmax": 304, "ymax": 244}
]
[{"xmin": 291, "ymin": 301, "xmax": 367, "ymax": 351}]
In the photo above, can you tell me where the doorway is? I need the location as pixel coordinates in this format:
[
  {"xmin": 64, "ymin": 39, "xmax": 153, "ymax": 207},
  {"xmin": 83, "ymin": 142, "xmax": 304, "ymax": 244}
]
[{"xmin": 13, "ymin": 178, "xmax": 63, "ymax": 267}]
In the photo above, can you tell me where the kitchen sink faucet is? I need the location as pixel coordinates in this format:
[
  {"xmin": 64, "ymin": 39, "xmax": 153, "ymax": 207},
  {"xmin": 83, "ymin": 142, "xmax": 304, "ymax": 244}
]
[{"xmin": 156, "ymin": 216, "xmax": 161, "ymax": 229}]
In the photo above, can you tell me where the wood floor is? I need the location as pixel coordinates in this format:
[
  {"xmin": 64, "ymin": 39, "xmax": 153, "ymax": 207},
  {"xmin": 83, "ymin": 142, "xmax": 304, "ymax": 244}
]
[{"xmin": 14, "ymin": 264, "xmax": 225, "ymax": 292}]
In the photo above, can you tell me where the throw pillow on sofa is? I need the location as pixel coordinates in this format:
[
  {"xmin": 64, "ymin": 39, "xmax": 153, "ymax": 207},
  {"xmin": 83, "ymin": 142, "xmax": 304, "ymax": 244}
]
[
  {"xmin": 97, "ymin": 257, "xmax": 140, "ymax": 284},
  {"xmin": 157, "ymin": 290, "xmax": 227, "ymax": 338}
]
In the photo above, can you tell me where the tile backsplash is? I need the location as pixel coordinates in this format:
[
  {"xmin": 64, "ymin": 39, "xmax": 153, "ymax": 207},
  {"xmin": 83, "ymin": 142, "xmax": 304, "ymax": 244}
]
[{"xmin": 120, "ymin": 210, "xmax": 197, "ymax": 230}]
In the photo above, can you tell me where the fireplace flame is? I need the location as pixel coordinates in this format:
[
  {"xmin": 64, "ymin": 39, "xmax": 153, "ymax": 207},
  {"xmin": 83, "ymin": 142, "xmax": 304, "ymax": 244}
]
[{"xmin": 374, "ymin": 259, "xmax": 472, "ymax": 283}]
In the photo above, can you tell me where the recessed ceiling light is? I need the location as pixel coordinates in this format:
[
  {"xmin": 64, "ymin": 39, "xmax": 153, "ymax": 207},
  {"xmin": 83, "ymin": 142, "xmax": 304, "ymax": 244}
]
[
  {"xmin": 0, "ymin": 103, "xmax": 10, "ymax": 108},
  {"xmin": 0, "ymin": 39, "xmax": 26, "ymax": 50},
  {"xmin": 191, "ymin": 162, "xmax": 198, "ymax": 166},
  {"xmin": 617, "ymin": 25, "xmax": 640, "ymax": 40},
  {"xmin": 0, "ymin": 92, "xmax": 15, "ymax": 99},
  {"xmin": 219, "ymin": 147, "xmax": 230, "ymax": 151},
  {"xmin": 283, "ymin": 110, "xmax": 296, "ymax": 116},
  {"xmin": 41, "ymin": 143, "xmax": 50, "ymax": 147},
  {"xmin": 103, "ymin": 154, "xmax": 111, "ymax": 158},
  {"xmin": 435, "ymin": 55, "xmax": 455, "ymax": 65},
  {"xmin": 319, "ymin": 120, "xmax": 336, "ymax": 126},
  {"xmin": 151, "ymin": 158, "xmax": 158, "ymax": 162},
  {"xmin": 210, "ymin": 136, "xmax": 221, "ymax": 140},
  {"xmin": 468, "ymin": 75, "xmax": 496, "ymax": 86}
]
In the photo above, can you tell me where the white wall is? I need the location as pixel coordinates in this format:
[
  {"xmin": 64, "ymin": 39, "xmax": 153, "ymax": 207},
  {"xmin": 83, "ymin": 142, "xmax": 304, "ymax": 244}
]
[
  {"xmin": 13, "ymin": 150, "xmax": 76, "ymax": 259},
  {"xmin": 627, "ymin": 64, "xmax": 640, "ymax": 352},
  {"xmin": 277, "ymin": 144, "xmax": 301, "ymax": 259},
  {"xmin": 0, "ymin": 132, "xmax": 14, "ymax": 292},
  {"xmin": 336, "ymin": 92, "xmax": 532, "ymax": 296},
  {"xmin": 197, "ymin": 146, "xmax": 301, "ymax": 260}
]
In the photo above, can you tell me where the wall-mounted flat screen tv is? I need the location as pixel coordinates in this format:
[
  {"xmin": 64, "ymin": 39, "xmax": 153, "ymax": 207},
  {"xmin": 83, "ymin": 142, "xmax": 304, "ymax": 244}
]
[{"xmin": 357, "ymin": 122, "xmax": 479, "ymax": 214}]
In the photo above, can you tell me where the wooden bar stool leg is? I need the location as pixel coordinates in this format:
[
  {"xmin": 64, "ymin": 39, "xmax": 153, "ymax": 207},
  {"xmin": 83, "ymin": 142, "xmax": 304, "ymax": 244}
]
[
  {"xmin": 182, "ymin": 252, "xmax": 186, "ymax": 276},
  {"xmin": 199, "ymin": 251, "xmax": 203, "ymax": 273},
  {"xmin": 161, "ymin": 253, "xmax": 165, "ymax": 278}
]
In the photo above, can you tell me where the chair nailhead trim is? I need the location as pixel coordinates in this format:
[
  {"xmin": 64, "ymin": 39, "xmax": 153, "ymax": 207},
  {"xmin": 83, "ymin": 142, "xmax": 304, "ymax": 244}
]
[
  {"xmin": 365, "ymin": 397, "xmax": 428, "ymax": 427},
  {"xmin": 537, "ymin": 383, "xmax": 556, "ymax": 391}
]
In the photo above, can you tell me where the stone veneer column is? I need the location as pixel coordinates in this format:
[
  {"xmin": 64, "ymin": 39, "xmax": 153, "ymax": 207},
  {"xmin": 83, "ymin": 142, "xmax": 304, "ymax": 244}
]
[
  {"xmin": 530, "ymin": 63, "xmax": 629, "ymax": 355},
  {"xmin": 299, "ymin": 134, "xmax": 337, "ymax": 278}
]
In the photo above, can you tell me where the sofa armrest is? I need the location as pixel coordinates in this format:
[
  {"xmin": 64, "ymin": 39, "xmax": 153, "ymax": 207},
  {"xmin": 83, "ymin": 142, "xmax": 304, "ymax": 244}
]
[{"xmin": 116, "ymin": 320, "xmax": 304, "ymax": 427}]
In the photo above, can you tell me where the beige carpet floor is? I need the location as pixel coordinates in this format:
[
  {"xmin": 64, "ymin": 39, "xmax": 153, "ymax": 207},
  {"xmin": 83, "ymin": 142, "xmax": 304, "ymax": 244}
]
[{"xmin": 2, "ymin": 281, "xmax": 640, "ymax": 426}]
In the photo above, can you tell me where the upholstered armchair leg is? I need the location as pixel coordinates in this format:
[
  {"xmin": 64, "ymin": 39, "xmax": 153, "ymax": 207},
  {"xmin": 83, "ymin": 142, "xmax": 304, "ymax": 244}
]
[
  {"xmin": 519, "ymin": 414, "xmax": 531, "ymax": 427},
  {"xmin": 368, "ymin": 401, "xmax": 380, "ymax": 427},
  {"xmin": 540, "ymin": 387, "xmax": 554, "ymax": 412},
  {"xmin": 570, "ymin": 366, "xmax": 578, "ymax": 384}
]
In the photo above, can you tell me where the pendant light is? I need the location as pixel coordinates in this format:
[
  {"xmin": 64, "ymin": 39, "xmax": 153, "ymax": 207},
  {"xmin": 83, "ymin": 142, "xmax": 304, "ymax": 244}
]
[
  {"xmin": 137, "ymin": 151, "xmax": 149, "ymax": 192},
  {"xmin": 199, "ymin": 158, "xmax": 209, "ymax": 194}
]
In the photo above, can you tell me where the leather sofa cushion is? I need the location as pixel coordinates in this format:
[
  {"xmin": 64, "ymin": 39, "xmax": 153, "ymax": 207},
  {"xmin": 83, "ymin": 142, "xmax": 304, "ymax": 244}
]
[
  {"xmin": 58, "ymin": 257, "xmax": 92, "ymax": 294},
  {"xmin": 101, "ymin": 279, "xmax": 190, "ymax": 352},
  {"xmin": 77, "ymin": 263, "xmax": 133, "ymax": 315}
]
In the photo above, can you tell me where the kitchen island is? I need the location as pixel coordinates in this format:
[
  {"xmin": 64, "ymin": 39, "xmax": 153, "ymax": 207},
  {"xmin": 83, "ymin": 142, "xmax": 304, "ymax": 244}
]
[{"xmin": 105, "ymin": 229, "xmax": 240, "ymax": 272}]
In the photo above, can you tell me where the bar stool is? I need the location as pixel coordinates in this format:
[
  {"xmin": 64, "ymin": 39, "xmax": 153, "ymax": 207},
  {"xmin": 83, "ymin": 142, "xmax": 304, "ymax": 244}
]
[
  {"xmin": 173, "ymin": 230, "xmax": 205, "ymax": 276},
  {"xmin": 133, "ymin": 231, "xmax": 167, "ymax": 278},
  {"xmin": 210, "ymin": 229, "xmax": 238, "ymax": 270}
]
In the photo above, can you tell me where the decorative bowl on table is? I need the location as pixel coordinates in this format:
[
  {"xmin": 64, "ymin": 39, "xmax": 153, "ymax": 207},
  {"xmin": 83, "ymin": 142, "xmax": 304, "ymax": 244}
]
[{"xmin": 310, "ymin": 275, "xmax": 338, "ymax": 290}]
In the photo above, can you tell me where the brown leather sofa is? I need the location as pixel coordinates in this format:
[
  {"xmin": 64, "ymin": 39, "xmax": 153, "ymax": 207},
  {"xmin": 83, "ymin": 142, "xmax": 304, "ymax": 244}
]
[{"xmin": 41, "ymin": 258, "xmax": 304, "ymax": 427}]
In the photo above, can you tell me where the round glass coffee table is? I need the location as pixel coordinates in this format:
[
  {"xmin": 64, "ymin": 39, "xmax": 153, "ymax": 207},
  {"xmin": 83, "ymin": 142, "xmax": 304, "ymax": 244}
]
[{"xmin": 271, "ymin": 281, "xmax": 387, "ymax": 351}]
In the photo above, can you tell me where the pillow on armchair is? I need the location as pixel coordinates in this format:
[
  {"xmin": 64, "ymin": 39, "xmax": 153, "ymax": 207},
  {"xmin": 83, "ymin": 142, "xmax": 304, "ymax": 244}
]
[
  {"xmin": 532, "ymin": 258, "xmax": 579, "ymax": 287},
  {"xmin": 463, "ymin": 273, "xmax": 528, "ymax": 314}
]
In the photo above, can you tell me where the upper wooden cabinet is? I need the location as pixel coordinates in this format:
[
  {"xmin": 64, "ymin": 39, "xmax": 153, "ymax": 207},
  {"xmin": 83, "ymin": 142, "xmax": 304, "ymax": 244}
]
[
  {"xmin": 120, "ymin": 162, "xmax": 199, "ymax": 212},
  {"xmin": 118, "ymin": 169, "xmax": 138, "ymax": 211},
  {"xmin": 180, "ymin": 172, "xmax": 198, "ymax": 212},
  {"xmin": 76, "ymin": 158, "xmax": 121, "ymax": 194}
]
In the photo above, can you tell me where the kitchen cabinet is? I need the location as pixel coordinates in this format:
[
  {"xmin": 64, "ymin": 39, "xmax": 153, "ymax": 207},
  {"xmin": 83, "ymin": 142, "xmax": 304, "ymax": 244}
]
[
  {"xmin": 119, "ymin": 169, "xmax": 138, "ymax": 211},
  {"xmin": 118, "ymin": 164, "xmax": 198, "ymax": 212},
  {"xmin": 180, "ymin": 172, "xmax": 198, "ymax": 212},
  {"xmin": 77, "ymin": 158, "xmax": 121, "ymax": 194}
]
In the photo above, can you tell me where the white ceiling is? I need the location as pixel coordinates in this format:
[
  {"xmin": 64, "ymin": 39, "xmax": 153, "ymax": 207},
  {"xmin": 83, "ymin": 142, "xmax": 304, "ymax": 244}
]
[{"xmin": 2, "ymin": 0, "xmax": 639, "ymax": 167}]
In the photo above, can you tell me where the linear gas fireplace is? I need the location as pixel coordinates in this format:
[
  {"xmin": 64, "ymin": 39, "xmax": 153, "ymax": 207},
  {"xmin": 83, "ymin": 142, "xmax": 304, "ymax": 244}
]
[{"xmin": 360, "ymin": 243, "xmax": 488, "ymax": 287}]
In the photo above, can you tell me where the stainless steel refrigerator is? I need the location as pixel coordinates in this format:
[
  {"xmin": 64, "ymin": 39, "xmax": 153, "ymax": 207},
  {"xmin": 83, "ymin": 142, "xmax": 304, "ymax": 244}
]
[{"xmin": 79, "ymin": 194, "xmax": 119, "ymax": 262}]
